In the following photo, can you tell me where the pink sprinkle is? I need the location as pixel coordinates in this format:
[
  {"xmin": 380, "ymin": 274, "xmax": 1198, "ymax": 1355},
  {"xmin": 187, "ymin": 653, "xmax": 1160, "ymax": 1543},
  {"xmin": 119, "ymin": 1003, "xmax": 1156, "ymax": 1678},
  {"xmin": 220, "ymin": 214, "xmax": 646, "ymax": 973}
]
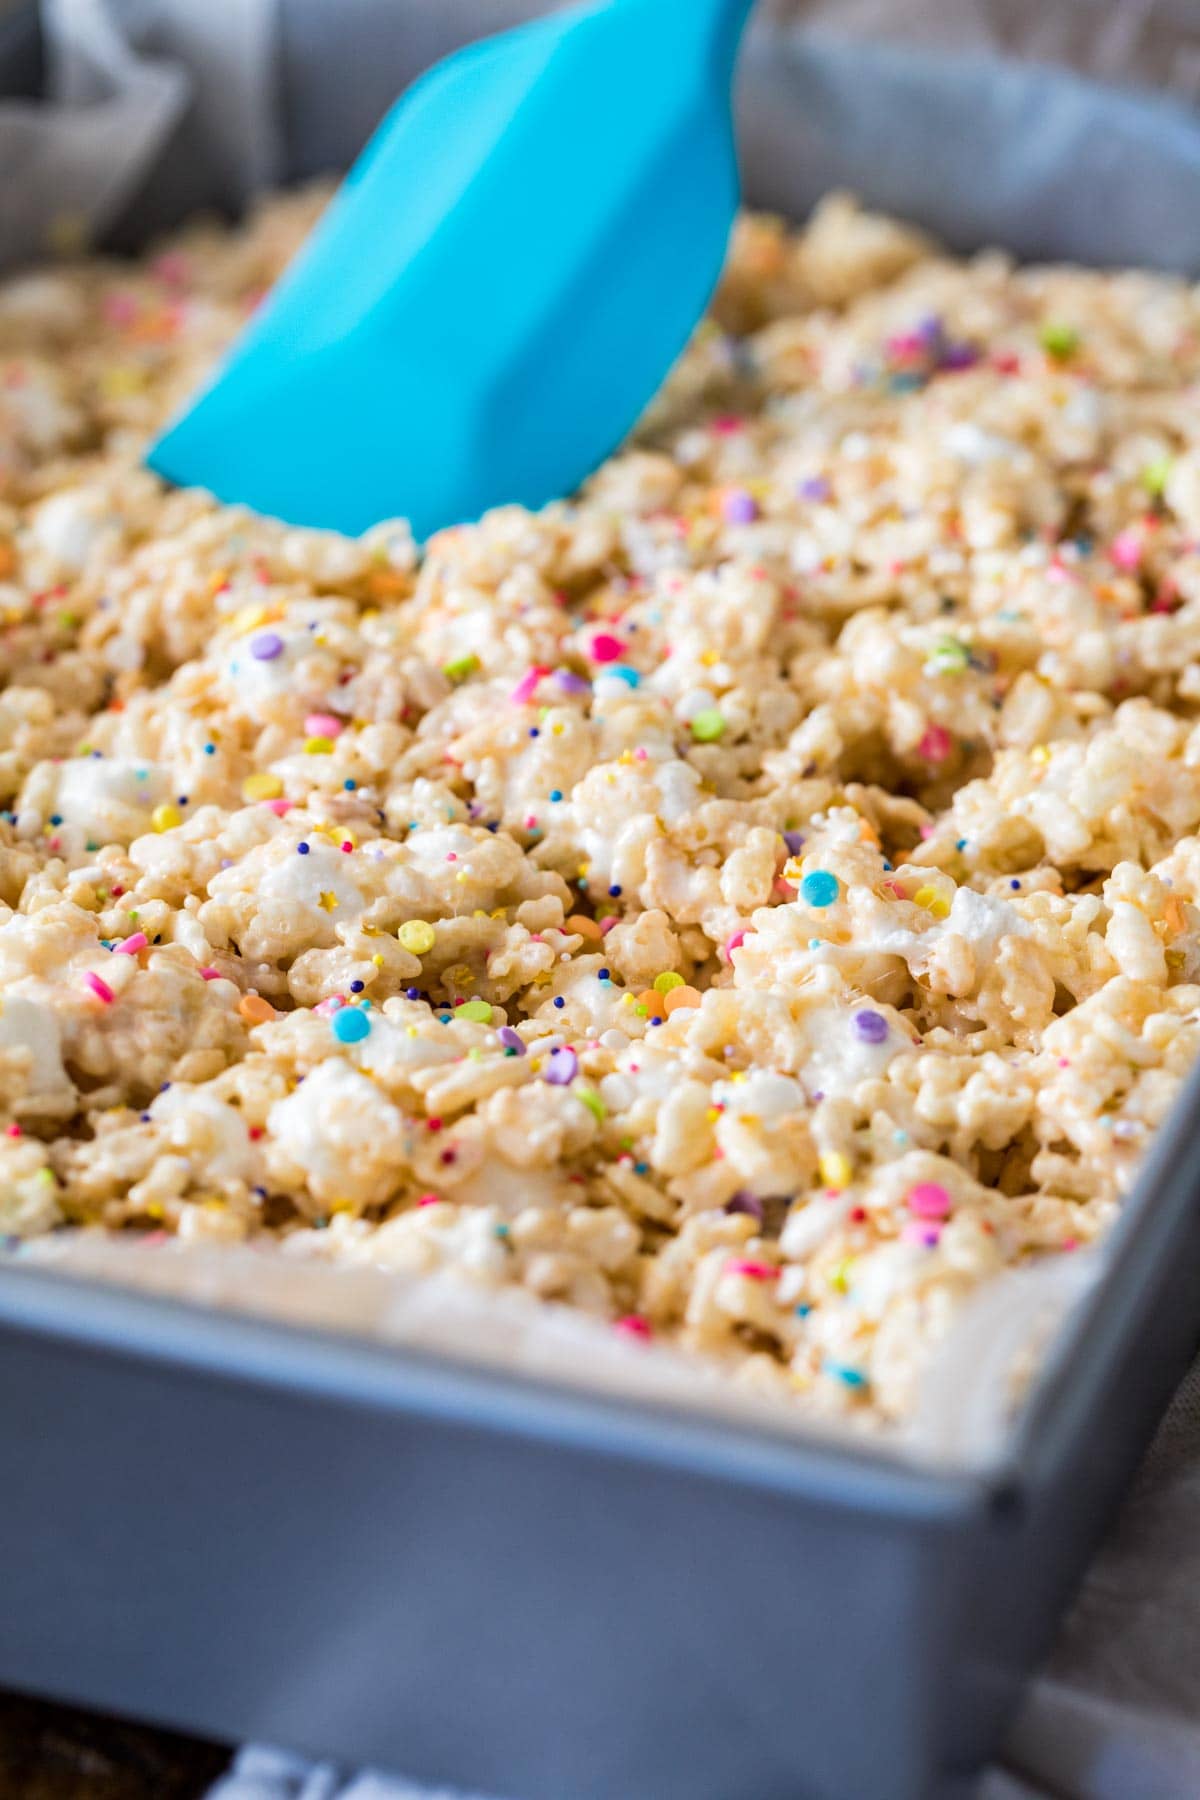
[
  {"xmin": 724, "ymin": 929, "xmax": 747, "ymax": 961},
  {"xmin": 725, "ymin": 1259, "xmax": 779, "ymax": 1280},
  {"xmin": 510, "ymin": 664, "xmax": 550, "ymax": 705},
  {"xmin": 614, "ymin": 1315, "xmax": 652, "ymax": 1340},
  {"xmin": 151, "ymin": 251, "xmax": 189, "ymax": 288},
  {"xmin": 114, "ymin": 932, "xmax": 148, "ymax": 955},
  {"xmin": 712, "ymin": 414, "xmax": 744, "ymax": 435},
  {"xmin": 83, "ymin": 972, "xmax": 115, "ymax": 1005},
  {"xmin": 417, "ymin": 1192, "xmax": 441, "ymax": 1208},
  {"xmin": 304, "ymin": 712, "xmax": 343, "ymax": 738},
  {"xmin": 918, "ymin": 724, "xmax": 953, "ymax": 763},
  {"xmin": 901, "ymin": 1220, "xmax": 942, "ymax": 1247},
  {"xmin": 199, "ymin": 967, "xmax": 221, "ymax": 981},
  {"xmin": 6, "ymin": 1123, "xmax": 21, "ymax": 1139},
  {"xmin": 101, "ymin": 293, "xmax": 138, "ymax": 327},
  {"xmin": 919, "ymin": 823, "xmax": 936, "ymax": 841},
  {"xmin": 1110, "ymin": 530, "xmax": 1142, "ymax": 571},
  {"xmin": 907, "ymin": 1182, "xmax": 951, "ymax": 1220},
  {"xmin": 589, "ymin": 632, "xmax": 624, "ymax": 664},
  {"xmin": 266, "ymin": 799, "xmax": 291, "ymax": 816},
  {"xmin": 599, "ymin": 916, "xmax": 618, "ymax": 933}
]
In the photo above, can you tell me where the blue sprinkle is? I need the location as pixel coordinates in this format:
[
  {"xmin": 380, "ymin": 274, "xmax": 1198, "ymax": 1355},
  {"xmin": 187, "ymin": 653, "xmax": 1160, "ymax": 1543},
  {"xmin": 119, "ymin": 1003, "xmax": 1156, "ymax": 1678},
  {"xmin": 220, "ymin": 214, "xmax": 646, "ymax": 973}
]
[
  {"xmin": 824, "ymin": 1361, "xmax": 868, "ymax": 1388},
  {"xmin": 549, "ymin": 789, "xmax": 563, "ymax": 802},
  {"xmin": 297, "ymin": 843, "xmax": 310, "ymax": 856},
  {"xmin": 553, "ymin": 996, "xmax": 565, "ymax": 1009},
  {"xmin": 332, "ymin": 1008, "xmax": 370, "ymax": 1044},
  {"xmin": 800, "ymin": 870, "xmax": 839, "ymax": 908}
]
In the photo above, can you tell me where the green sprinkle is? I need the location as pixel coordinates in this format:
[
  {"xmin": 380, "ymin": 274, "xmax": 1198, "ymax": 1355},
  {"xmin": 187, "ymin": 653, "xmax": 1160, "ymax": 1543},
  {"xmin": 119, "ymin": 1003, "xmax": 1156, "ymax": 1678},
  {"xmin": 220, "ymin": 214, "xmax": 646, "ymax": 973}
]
[
  {"xmin": 1039, "ymin": 321, "xmax": 1079, "ymax": 359},
  {"xmin": 1142, "ymin": 457, "xmax": 1174, "ymax": 497},
  {"xmin": 454, "ymin": 999, "xmax": 492, "ymax": 1023},
  {"xmin": 576, "ymin": 1085, "xmax": 606, "ymax": 1122},
  {"xmin": 443, "ymin": 653, "xmax": 479, "ymax": 682},
  {"xmin": 690, "ymin": 708, "xmax": 726, "ymax": 743}
]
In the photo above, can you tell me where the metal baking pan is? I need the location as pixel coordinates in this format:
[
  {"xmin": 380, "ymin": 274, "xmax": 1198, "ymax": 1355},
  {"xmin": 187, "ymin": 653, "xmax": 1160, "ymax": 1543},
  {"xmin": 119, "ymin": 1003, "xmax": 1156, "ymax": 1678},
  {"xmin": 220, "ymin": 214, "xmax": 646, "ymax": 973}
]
[{"xmin": 4, "ymin": 7, "xmax": 1200, "ymax": 1796}]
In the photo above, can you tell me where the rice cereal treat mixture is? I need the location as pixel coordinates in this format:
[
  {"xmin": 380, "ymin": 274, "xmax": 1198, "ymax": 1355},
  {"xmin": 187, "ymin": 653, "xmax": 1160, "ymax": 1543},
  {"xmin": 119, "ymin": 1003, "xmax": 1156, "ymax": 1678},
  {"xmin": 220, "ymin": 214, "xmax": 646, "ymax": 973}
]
[{"xmin": 2, "ymin": 187, "xmax": 1200, "ymax": 1429}]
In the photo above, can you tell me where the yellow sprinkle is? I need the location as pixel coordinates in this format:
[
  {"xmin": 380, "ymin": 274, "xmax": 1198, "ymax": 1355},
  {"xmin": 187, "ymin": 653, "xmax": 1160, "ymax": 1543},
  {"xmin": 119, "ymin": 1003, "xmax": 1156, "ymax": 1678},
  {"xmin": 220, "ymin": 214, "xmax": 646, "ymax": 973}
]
[
  {"xmin": 242, "ymin": 772, "xmax": 283, "ymax": 802},
  {"xmin": 100, "ymin": 364, "xmax": 146, "ymax": 399},
  {"xmin": 653, "ymin": 971, "xmax": 685, "ymax": 994},
  {"xmin": 304, "ymin": 735, "xmax": 334, "ymax": 755},
  {"xmin": 398, "ymin": 920, "xmax": 436, "ymax": 954},
  {"xmin": 829, "ymin": 1257, "xmax": 855, "ymax": 1294},
  {"xmin": 318, "ymin": 890, "xmax": 338, "ymax": 912},
  {"xmin": 913, "ymin": 884, "xmax": 950, "ymax": 918},
  {"xmin": 152, "ymin": 803, "xmax": 182, "ymax": 833},
  {"xmin": 372, "ymin": 954, "xmax": 384, "ymax": 967},
  {"xmin": 231, "ymin": 604, "xmax": 269, "ymax": 635},
  {"xmin": 818, "ymin": 1151, "xmax": 852, "ymax": 1190},
  {"xmin": 455, "ymin": 870, "xmax": 469, "ymax": 884},
  {"xmin": 1030, "ymin": 744, "xmax": 1051, "ymax": 765}
]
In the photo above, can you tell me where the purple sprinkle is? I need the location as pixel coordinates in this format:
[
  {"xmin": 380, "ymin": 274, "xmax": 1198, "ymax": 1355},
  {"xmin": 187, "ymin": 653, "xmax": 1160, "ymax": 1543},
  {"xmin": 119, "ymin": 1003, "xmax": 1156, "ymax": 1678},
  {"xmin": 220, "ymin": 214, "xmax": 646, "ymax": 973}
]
[
  {"xmin": 497, "ymin": 1026, "xmax": 526, "ymax": 1056},
  {"xmin": 852, "ymin": 1010, "xmax": 889, "ymax": 1045},
  {"xmin": 545, "ymin": 1046, "xmax": 578, "ymax": 1086},
  {"xmin": 250, "ymin": 632, "xmax": 284, "ymax": 661},
  {"xmin": 940, "ymin": 343, "xmax": 979, "ymax": 372},
  {"xmin": 798, "ymin": 477, "xmax": 831, "ymax": 502},
  {"xmin": 782, "ymin": 830, "xmax": 805, "ymax": 854},
  {"xmin": 726, "ymin": 1192, "xmax": 765, "ymax": 1222},
  {"xmin": 722, "ymin": 489, "xmax": 758, "ymax": 526},
  {"xmin": 556, "ymin": 669, "xmax": 591, "ymax": 694}
]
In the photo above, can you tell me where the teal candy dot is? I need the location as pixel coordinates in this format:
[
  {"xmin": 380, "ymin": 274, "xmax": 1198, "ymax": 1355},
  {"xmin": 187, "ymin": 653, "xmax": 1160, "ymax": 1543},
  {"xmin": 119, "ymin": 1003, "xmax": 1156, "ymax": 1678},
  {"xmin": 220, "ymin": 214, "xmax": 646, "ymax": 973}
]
[
  {"xmin": 610, "ymin": 665, "xmax": 641, "ymax": 687},
  {"xmin": 800, "ymin": 870, "xmax": 839, "ymax": 908},
  {"xmin": 332, "ymin": 1007, "xmax": 370, "ymax": 1044}
]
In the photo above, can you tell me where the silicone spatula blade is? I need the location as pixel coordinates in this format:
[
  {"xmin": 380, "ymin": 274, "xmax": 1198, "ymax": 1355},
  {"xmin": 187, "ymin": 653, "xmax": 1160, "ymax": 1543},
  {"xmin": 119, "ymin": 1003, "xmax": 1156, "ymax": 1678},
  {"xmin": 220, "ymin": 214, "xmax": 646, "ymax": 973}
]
[{"xmin": 147, "ymin": 0, "xmax": 757, "ymax": 540}]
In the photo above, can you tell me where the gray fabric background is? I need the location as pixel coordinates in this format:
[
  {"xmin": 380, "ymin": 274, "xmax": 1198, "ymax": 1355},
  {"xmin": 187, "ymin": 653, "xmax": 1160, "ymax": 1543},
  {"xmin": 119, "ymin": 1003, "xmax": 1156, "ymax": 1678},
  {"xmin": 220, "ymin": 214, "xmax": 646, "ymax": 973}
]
[{"xmin": 5, "ymin": 3, "xmax": 1200, "ymax": 1794}]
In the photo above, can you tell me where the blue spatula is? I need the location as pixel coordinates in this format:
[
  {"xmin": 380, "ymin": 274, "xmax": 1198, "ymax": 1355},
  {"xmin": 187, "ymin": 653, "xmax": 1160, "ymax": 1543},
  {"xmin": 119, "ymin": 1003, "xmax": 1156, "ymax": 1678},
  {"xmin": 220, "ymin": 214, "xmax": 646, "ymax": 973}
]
[{"xmin": 147, "ymin": 0, "xmax": 756, "ymax": 540}]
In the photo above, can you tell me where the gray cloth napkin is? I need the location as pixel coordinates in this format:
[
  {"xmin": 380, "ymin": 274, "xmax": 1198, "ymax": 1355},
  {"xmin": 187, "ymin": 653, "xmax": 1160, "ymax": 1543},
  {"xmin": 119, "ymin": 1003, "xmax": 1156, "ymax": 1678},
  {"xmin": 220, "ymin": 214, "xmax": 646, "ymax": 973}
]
[{"xmin": 6, "ymin": 3, "xmax": 1200, "ymax": 1795}]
